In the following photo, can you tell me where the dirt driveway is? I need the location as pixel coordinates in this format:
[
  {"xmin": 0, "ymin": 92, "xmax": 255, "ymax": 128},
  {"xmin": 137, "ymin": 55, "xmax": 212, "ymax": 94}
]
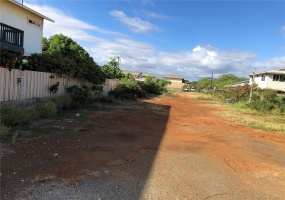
[{"xmin": 1, "ymin": 93, "xmax": 285, "ymax": 199}]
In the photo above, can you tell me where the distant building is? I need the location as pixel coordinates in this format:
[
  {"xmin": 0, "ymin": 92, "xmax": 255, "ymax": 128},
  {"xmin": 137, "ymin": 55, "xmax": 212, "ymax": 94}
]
[
  {"xmin": 249, "ymin": 68, "xmax": 285, "ymax": 92},
  {"xmin": 121, "ymin": 70, "xmax": 154, "ymax": 81},
  {"xmin": 163, "ymin": 74, "xmax": 185, "ymax": 89},
  {"xmin": 225, "ymin": 80, "xmax": 250, "ymax": 88},
  {"xmin": 0, "ymin": 0, "xmax": 54, "ymax": 56}
]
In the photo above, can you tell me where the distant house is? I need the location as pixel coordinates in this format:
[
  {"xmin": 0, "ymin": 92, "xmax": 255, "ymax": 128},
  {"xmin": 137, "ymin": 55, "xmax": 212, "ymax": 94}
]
[
  {"xmin": 225, "ymin": 80, "xmax": 250, "ymax": 88},
  {"xmin": 163, "ymin": 74, "xmax": 185, "ymax": 89},
  {"xmin": 0, "ymin": 0, "xmax": 54, "ymax": 56},
  {"xmin": 249, "ymin": 68, "xmax": 285, "ymax": 92},
  {"xmin": 121, "ymin": 70, "xmax": 154, "ymax": 81}
]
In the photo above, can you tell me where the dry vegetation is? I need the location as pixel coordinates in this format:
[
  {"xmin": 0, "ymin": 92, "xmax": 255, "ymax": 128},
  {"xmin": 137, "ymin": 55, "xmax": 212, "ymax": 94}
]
[{"xmin": 188, "ymin": 92, "xmax": 285, "ymax": 133}]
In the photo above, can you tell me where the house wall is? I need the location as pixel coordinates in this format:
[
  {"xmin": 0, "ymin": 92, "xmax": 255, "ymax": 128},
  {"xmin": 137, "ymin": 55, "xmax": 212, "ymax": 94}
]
[
  {"xmin": 250, "ymin": 74, "xmax": 268, "ymax": 89},
  {"xmin": 267, "ymin": 74, "xmax": 285, "ymax": 91},
  {"xmin": 250, "ymin": 73, "xmax": 285, "ymax": 91},
  {"xmin": 164, "ymin": 78, "xmax": 184, "ymax": 89},
  {"xmin": 0, "ymin": 0, "xmax": 43, "ymax": 56}
]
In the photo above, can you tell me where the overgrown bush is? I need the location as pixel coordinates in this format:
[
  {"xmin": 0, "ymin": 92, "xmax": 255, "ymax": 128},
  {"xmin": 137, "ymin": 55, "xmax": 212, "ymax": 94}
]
[
  {"xmin": 67, "ymin": 84, "xmax": 90, "ymax": 101},
  {"xmin": 51, "ymin": 95, "xmax": 73, "ymax": 111},
  {"xmin": 0, "ymin": 124, "xmax": 10, "ymax": 140},
  {"xmin": 223, "ymin": 84, "xmax": 251, "ymax": 102},
  {"xmin": 1, "ymin": 106, "xmax": 39, "ymax": 126},
  {"xmin": 0, "ymin": 48, "xmax": 23, "ymax": 70},
  {"xmin": 142, "ymin": 76, "xmax": 171, "ymax": 95},
  {"xmin": 36, "ymin": 101, "xmax": 57, "ymax": 118},
  {"xmin": 109, "ymin": 73, "xmax": 145, "ymax": 99}
]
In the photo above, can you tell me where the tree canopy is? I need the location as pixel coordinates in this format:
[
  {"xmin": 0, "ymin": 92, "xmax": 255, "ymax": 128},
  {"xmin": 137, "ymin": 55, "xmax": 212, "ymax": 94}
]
[
  {"xmin": 197, "ymin": 74, "xmax": 247, "ymax": 90},
  {"xmin": 101, "ymin": 58, "xmax": 123, "ymax": 79},
  {"xmin": 26, "ymin": 34, "xmax": 105, "ymax": 84}
]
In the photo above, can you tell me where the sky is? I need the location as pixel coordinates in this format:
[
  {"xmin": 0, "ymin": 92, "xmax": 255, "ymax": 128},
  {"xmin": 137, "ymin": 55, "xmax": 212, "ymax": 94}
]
[{"xmin": 21, "ymin": 0, "xmax": 285, "ymax": 80}]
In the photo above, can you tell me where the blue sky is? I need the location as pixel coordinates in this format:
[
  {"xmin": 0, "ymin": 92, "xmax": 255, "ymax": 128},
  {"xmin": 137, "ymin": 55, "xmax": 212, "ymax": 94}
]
[{"xmin": 23, "ymin": 0, "xmax": 285, "ymax": 80}]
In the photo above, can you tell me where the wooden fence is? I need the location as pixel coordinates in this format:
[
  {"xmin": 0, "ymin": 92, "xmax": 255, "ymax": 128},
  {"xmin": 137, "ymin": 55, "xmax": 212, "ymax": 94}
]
[{"xmin": 0, "ymin": 68, "xmax": 120, "ymax": 102}]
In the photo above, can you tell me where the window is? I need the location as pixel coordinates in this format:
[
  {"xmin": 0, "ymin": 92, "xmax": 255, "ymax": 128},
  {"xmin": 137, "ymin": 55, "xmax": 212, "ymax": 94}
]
[
  {"xmin": 28, "ymin": 18, "xmax": 40, "ymax": 28},
  {"xmin": 273, "ymin": 74, "xmax": 285, "ymax": 82},
  {"xmin": 261, "ymin": 75, "xmax": 265, "ymax": 81},
  {"xmin": 273, "ymin": 75, "xmax": 279, "ymax": 81}
]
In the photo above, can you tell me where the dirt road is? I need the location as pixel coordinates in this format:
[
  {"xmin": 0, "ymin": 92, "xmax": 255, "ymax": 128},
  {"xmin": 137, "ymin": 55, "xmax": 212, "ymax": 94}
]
[{"xmin": 1, "ymin": 93, "xmax": 285, "ymax": 199}]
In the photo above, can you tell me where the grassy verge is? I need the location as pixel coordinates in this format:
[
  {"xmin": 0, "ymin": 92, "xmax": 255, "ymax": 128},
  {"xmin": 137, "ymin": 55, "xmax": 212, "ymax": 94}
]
[
  {"xmin": 188, "ymin": 92, "xmax": 285, "ymax": 133},
  {"xmin": 0, "ymin": 95, "xmax": 117, "ymax": 143}
]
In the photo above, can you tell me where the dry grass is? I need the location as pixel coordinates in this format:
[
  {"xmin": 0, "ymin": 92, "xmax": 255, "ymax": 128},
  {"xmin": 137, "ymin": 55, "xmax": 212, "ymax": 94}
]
[{"xmin": 188, "ymin": 92, "xmax": 285, "ymax": 133}]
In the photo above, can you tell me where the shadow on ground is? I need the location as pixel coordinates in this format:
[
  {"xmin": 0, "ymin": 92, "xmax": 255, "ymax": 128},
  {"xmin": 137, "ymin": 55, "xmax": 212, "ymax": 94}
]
[{"xmin": 1, "ymin": 100, "xmax": 170, "ymax": 199}]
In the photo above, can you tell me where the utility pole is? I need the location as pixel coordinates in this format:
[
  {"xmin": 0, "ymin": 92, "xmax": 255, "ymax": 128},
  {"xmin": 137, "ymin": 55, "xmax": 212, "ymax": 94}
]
[
  {"xmin": 117, "ymin": 57, "xmax": 120, "ymax": 68},
  {"xmin": 210, "ymin": 72, "xmax": 213, "ymax": 90},
  {"xmin": 249, "ymin": 68, "xmax": 256, "ymax": 102}
]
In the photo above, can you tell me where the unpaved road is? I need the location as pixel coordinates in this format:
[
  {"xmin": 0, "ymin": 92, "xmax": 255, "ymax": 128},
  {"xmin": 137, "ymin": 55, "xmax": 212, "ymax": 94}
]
[{"xmin": 1, "ymin": 94, "xmax": 285, "ymax": 199}]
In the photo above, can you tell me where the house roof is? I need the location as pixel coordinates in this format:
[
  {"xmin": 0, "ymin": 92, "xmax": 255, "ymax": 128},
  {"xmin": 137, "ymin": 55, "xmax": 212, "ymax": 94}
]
[
  {"xmin": 224, "ymin": 80, "xmax": 249, "ymax": 87},
  {"xmin": 121, "ymin": 70, "xmax": 153, "ymax": 77},
  {"xmin": 8, "ymin": 0, "xmax": 54, "ymax": 22},
  {"xmin": 163, "ymin": 74, "xmax": 184, "ymax": 79},
  {"xmin": 249, "ymin": 67, "xmax": 285, "ymax": 76}
]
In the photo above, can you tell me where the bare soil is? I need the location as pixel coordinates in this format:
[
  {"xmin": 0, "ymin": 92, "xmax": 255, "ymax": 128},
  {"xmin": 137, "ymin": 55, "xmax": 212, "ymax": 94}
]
[{"xmin": 1, "ymin": 93, "xmax": 285, "ymax": 199}]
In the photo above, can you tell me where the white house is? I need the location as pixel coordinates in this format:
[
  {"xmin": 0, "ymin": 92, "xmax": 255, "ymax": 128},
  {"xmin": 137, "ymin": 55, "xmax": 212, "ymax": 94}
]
[
  {"xmin": 0, "ymin": 0, "xmax": 54, "ymax": 56},
  {"xmin": 249, "ymin": 68, "xmax": 285, "ymax": 92}
]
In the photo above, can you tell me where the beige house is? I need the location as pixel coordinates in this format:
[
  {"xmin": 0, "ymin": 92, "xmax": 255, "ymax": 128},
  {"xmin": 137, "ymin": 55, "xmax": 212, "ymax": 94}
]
[
  {"xmin": 122, "ymin": 70, "xmax": 154, "ymax": 81},
  {"xmin": 249, "ymin": 68, "xmax": 285, "ymax": 92},
  {"xmin": 0, "ymin": 0, "xmax": 54, "ymax": 56},
  {"xmin": 163, "ymin": 74, "xmax": 185, "ymax": 89}
]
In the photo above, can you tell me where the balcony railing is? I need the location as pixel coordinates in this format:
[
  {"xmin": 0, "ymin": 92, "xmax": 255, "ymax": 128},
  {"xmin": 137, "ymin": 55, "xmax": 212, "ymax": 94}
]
[{"xmin": 0, "ymin": 22, "xmax": 24, "ymax": 52}]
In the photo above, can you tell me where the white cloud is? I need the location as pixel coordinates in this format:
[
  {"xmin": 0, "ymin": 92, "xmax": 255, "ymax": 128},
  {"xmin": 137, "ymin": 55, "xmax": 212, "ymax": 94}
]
[
  {"xmin": 23, "ymin": 2, "xmax": 285, "ymax": 81},
  {"xmin": 136, "ymin": 10, "xmax": 170, "ymax": 20},
  {"xmin": 25, "ymin": 2, "xmax": 124, "ymax": 39},
  {"xmin": 109, "ymin": 10, "xmax": 160, "ymax": 33}
]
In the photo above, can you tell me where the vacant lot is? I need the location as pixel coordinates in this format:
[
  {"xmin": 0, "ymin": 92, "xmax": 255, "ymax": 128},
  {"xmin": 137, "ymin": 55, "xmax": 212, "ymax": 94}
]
[{"xmin": 1, "ymin": 93, "xmax": 285, "ymax": 199}]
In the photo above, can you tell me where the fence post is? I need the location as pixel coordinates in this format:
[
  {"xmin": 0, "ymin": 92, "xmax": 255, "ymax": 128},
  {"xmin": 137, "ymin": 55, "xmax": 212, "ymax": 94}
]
[{"xmin": 19, "ymin": 70, "xmax": 25, "ymax": 101}]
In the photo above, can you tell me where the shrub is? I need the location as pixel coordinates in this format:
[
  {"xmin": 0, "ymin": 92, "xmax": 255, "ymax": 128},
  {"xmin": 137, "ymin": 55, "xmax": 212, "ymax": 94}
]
[
  {"xmin": 36, "ymin": 101, "xmax": 57, "ymax": 118},
  {"xmin": 1, "ymin": 106, "xmax": 39, "ymax": 126},
  {"xmin": 109, "ymin": 73, "xmax": 145, "ymax": 99},
  {"xmin": 67, "ymin": 84, "xmax": 92, "ymax": 101},
  {"xmin": 51, "ymin": 95, "xmax": 73, "ymax": 111},
  {"xmin": 0, "ymin": 124, "xmax": 10, "ymax": 140},
  {"xmin": 142, "ymin": 76, "xmax": 171, "ymax": 95}
]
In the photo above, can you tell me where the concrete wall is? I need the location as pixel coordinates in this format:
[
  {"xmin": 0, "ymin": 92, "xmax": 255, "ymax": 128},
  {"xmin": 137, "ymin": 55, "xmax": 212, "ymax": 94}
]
[{"xmin": 0, "ymin": 0, "xmax": 43, "ymax": 55}]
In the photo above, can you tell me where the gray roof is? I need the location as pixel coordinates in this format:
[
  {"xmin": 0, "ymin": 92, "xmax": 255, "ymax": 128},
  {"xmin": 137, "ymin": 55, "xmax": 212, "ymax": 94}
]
[
  {"xmin": 224, "ymin": 80, "xmax": 250, "ymax": 87},
  {"xmin": 121, "ymin": 70, "xmax": 153, "ymax": 77},
  {"xmin": 249, "ymin": 67, "xmax": 285, "ymax": 76},
  {"xmin": 163, "ymin": 74, "xmax": 184, "ymax": 79}
]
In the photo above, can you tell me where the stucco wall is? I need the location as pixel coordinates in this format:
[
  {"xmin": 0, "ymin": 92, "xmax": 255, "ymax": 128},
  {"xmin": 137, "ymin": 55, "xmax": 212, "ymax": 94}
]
[
  {"xmin": 0, "ymin": 0, "xmax": 43, "ymax": 56},
  {"xmin": 267, "ymin": 74, "xmax": 285, "ymax": 91},
  {"xmin": 250, "ymin": 74, "xmax": 285, "ymax": 91}
]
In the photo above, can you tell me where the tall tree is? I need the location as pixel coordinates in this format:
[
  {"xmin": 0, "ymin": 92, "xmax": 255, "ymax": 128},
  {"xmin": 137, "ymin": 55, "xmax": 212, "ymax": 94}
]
[
  {"xmin": 101, "ymin": 58, "xmax": 123, "ymax": 79},
  {"xmin": 38, "ymin": 34, "xmax": 105, "ymax": 84}
]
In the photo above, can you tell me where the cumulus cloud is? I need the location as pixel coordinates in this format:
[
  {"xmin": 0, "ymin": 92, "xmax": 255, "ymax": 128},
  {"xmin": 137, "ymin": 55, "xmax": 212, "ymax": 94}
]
[
  {"xmin": 25, "ymin": 2, "xmax": 124, "ymax": 39},
  {"xmin": 23, "ymin": 1, "xmax": 285, "ymax": 80},
  {"xmin": 109, "ymin": 10, "xmax": 160, "ymax": 33}
]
